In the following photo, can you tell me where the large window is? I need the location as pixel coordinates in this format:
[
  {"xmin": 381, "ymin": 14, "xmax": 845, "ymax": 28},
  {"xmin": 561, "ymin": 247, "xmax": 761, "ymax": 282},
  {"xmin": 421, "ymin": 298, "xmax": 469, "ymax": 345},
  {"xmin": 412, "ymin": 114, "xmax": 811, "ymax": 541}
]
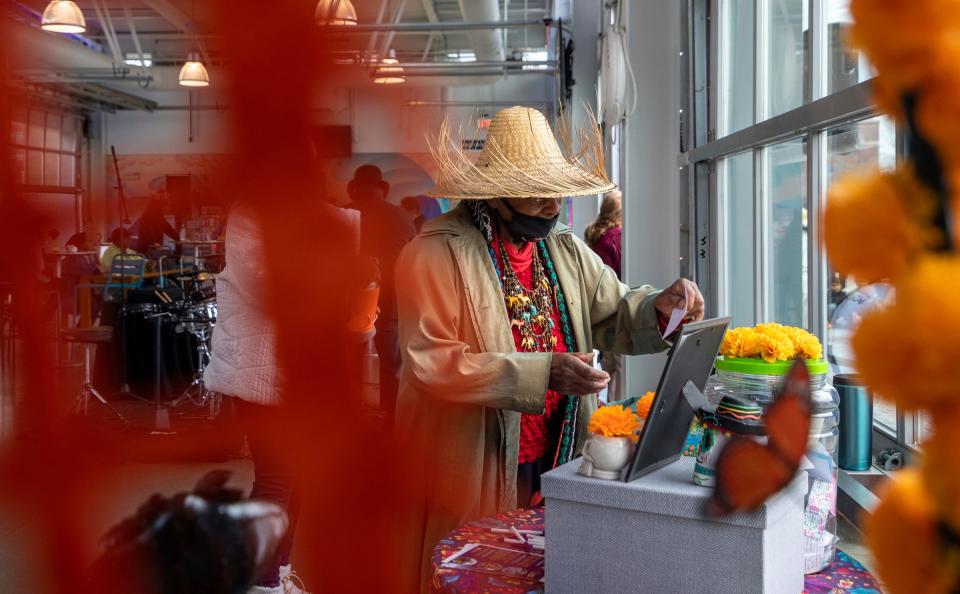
[
  {"xmin": 10, "ymin": 105, "xmax": 82, "ymax": 192},
  {"xmin": 684, "ymin": 0, "xmax": 915, "ymax": 452}
]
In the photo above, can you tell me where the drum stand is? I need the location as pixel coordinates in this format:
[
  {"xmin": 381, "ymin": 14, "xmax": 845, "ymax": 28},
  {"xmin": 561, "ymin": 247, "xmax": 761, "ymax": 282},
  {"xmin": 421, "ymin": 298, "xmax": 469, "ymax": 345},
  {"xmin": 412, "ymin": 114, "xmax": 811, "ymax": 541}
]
[
  {"xmin": 145, "ymin": 310, "xmax": 174, "ymax": 432},
  {"xmin": 173, "ymin": 323, "xmax": 220, "ymax": 420}
]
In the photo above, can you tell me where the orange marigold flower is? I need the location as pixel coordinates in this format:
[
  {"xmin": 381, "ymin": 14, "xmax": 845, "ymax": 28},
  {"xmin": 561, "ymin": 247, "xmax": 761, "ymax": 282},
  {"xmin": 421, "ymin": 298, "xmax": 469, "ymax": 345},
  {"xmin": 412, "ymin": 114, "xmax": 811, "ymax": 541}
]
[
  {"xmin": 824, "ymin": 170, "xmax": 940, "ymax": 283},
  {"xmin": 852, "ymin": 256, "xmax": 960, "ymax": 410},
  {"xmin": 922, "ymin": 417, "xmax": 960, "ymax": 536},
  {"xmin": 635, "ymin": 391, "xmax": 655, "ymax": 420},
  {"xmin": 588, "ymin": 405, "xmax": 641, "ymax": 443},
  {"xmin": 866, "ymin": 469, "xmax": 959, "ymax": 594}
]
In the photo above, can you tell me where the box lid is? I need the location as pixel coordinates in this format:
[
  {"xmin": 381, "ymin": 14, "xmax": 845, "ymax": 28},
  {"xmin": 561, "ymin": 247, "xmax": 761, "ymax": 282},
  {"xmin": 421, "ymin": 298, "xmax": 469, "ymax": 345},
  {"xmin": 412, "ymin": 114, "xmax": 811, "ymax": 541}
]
[{"xmin": 542, "ymin": 456, "xmax": 807, "ymax": 529}]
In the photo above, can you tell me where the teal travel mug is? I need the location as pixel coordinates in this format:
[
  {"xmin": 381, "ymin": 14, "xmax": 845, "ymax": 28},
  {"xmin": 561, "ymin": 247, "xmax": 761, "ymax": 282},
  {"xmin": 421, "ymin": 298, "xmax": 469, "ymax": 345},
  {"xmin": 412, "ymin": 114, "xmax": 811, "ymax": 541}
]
[{"xmin": 835, "ymin": 374, "xmax": 873, "ymax": 471}]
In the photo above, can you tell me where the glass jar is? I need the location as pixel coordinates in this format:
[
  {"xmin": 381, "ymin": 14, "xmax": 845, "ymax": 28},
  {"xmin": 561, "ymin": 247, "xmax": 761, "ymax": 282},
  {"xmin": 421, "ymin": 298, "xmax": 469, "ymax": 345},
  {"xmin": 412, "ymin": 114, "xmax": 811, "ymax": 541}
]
[{"xmin": 705, "ymin": 358, "xmax": 840, "ymax": 574}]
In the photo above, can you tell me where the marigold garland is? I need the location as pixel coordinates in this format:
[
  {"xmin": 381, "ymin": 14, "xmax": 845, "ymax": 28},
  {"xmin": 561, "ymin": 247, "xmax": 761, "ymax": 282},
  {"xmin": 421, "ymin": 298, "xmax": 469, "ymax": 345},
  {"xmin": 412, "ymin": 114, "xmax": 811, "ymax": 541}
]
[
  {"xmin": 587, "ymin": 405, "xmax": 641, "ymax": 443},
  {"xmin": 837, "ymin": 2, "xmax": 960, "ymax": 589},
  {"xmin": 823, "ymin": 169, "xmax": 941, "ymax": 283},
  {"xmin": 851, "ymin": 256, "xmax": 960, "ymax": 411},
  {"xmin": 864, "ymin": 469, "xmax": 960, "ymax": 594},
  {"xmin": 719, "ymin": 323, "xmax": 822, "ymax": 363}
]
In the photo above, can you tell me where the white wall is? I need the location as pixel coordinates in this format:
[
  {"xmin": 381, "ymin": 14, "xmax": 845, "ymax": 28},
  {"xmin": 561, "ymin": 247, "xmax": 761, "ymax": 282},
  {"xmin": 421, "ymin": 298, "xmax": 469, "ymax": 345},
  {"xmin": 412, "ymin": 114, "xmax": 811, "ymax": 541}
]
[
  {"xmin": 622, "ymin": 0, "xmax": 683, "ymax": 393},
  {"xmin": 106, "ymin": 90, "xmax": 234, "ymax": 155}
]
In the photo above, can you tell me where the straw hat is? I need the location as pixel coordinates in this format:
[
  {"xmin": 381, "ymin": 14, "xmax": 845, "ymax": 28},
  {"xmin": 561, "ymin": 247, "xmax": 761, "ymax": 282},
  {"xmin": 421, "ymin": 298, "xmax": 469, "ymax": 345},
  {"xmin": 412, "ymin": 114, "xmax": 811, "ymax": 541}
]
[{"xmin": 429, "ymin": 106, "xmax": 617, "ymax": 199}]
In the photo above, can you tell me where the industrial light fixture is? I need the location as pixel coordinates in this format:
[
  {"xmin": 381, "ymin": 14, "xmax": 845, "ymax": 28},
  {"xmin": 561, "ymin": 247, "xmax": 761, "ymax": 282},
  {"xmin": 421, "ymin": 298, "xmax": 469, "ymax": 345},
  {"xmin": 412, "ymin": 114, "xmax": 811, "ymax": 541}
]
[
  {"xmin": 315, "ymin": 0, "xmax": 358, "ymax": 26},
  {"xmin": 373, "ymin": 49, "xmax": 405, "ymax": 84},
  {"xmin": 41, "ymin": 1, "xmax": 86, "ymax": 33},
  {"xmin": 178, "ymin": 52, "xmax": 209, "ymax": 87}
]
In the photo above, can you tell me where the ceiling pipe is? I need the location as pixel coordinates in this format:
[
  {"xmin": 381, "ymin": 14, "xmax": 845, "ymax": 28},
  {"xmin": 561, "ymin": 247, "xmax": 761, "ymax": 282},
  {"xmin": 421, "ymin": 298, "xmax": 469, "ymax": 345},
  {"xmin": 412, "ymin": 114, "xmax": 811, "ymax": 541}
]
[
  {"xmin": 457, "ymin": 0, "xmax": 505, "ymax": 85},
  {"xmin": 419, "ymin": 0, "xmax": 440, "ymax": 62},
  {"xmin": 388, "ymin": 60, "xmax": 555, "ymax": 68},
  {"xmin": 365, "ymin": 0, "xmax": 389, "ymax": 60},
  {"xmin": 331, "ymin": 19, "xmax": 549, "ymax": 33},
  {"xmin": 377, "ymin": 0, "xmax": 408, "ymax": 62}
]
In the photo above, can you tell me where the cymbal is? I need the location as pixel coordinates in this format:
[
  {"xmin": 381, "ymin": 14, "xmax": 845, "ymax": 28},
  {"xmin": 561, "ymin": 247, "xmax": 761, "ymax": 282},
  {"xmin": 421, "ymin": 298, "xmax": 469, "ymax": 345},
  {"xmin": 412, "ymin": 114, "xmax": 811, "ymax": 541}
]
[{"xmin": 176, "ymin": 272, "xmax": 218, "ymax": 282}]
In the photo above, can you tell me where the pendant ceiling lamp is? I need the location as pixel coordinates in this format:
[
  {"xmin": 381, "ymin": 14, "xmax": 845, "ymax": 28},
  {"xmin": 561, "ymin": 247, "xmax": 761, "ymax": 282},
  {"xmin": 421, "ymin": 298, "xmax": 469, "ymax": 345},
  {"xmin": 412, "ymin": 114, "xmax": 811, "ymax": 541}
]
[
  {"xmin": 315, "ymin": 0, "xmax": 358, "ymax": 26},
  {"xmin": 41, "ymin": 1, "xmax": 86, "ymax": 33},
  {"xmin": 179, "ymin": 52, "xmax": 210, "ymax": 87},
  {"xmin": 373, "ymin": 50, "xmax": 405, "ymax": 84}
]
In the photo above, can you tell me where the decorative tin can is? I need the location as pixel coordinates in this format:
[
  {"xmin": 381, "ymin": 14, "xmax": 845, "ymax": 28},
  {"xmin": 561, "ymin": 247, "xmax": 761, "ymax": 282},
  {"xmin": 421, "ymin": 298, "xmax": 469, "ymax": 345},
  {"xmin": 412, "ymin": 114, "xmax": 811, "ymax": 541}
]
[{"xmin": 692, "ymin": 396, "xmax": 766, "ymax": 487}]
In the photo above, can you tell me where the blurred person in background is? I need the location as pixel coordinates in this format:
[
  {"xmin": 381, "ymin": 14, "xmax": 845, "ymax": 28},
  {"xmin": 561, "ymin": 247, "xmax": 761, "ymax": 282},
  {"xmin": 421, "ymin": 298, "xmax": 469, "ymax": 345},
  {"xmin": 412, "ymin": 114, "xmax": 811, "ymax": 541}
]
[
  {"xmin": 203, "ymin": 205, "xmax": 312, "ymax": 594},
  {"xmin": 395, "ymin": 106, "xmax": 704, "ymax": 591},
  {"xmin": 400, "ymin": 196, "xmax": 425, "ymax": 233},
  {"xmin": 100, "ymin": 227, "xmax": 140, "ymax": 273},
  {"xmin": 585, "ymin": 190, "xmax": 625, "ymax": 401},
  {"xmin": 135, "ymin": 194, "xmax": 179, "ymax": 255},
  {"xmin": 347, "ymin": 166, "xmax": 416, "ymax": 426}
]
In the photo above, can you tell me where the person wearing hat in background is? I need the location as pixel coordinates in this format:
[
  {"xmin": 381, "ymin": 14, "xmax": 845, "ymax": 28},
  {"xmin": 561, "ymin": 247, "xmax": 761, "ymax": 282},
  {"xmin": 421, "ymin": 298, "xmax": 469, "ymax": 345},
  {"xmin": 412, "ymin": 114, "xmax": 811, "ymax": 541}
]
[
  {"xmin": 394, "ymin": 106, "xmax": 705, "ymax": 591},
  {"xmin": 100, "ymin": 227, "xmax": 140, "ymax": 273},
  {"xmin": 347, "ymin": 165, "xmax": 416, "ymax": 426}
]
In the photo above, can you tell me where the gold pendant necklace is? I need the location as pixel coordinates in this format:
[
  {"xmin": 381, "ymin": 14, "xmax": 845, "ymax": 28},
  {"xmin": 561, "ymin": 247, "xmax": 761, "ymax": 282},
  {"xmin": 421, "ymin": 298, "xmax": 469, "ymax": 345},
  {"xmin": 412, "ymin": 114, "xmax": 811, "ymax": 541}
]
[{"xmin": 498, "ymin": 240, "xmax": 558, "ymax": 352}]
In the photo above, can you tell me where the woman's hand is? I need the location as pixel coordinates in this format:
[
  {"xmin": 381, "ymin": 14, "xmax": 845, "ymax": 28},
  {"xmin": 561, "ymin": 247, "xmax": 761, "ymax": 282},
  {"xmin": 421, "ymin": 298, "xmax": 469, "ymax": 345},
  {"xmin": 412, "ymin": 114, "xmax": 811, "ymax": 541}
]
[
  {"xmin": 654, "ymin": 278, "xmax": 705, "ymax": 322},
  {"xmin": 549, "ymin": 353, "xmax": 610, "ymax": 395}
]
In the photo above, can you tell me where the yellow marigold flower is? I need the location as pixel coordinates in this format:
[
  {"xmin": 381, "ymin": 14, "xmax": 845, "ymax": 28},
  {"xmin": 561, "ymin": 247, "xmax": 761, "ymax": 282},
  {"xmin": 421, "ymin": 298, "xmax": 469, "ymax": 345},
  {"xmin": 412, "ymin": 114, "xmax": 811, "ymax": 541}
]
[
  {"xmin": 824, "ymin": 170, "xmax": 940, "ymax": 283},
  {"xmin": 755, "ymin": 330, "xmax": 794, "ymax": 364},
  {"xmin": 588, "ymin": 405, "xmax": 641, "ymax": 443},
  {"xmin": 721, "ymin": 325, "xmax": 822, "ymax": 362},
  {"xmin": 852, "ymin": 256, "xmax": 960, "ymax": 410},
  {"xmin": 866, "ymin": 469, "xmax": 960, "ymax": 594}
]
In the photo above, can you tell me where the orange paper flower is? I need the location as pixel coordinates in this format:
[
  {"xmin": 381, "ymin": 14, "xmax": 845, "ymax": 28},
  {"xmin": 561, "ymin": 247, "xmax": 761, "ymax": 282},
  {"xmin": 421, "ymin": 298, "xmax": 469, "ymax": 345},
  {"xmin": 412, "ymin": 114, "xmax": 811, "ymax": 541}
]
[{"xmin": 588, "ymin": 405, "xmax": 641, "ymax": 443}]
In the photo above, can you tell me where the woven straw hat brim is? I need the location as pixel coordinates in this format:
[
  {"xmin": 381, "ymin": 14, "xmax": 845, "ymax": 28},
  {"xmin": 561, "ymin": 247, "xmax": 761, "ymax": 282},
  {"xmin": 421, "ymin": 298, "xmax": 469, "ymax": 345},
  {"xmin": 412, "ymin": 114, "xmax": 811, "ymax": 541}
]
[
  {"xmin": 428, "ymin": 105, "xmax": 617, "ymax": 200},
  {"xmin": 429, "ymin": 161, "xmax": 616, "ymax": 199}
]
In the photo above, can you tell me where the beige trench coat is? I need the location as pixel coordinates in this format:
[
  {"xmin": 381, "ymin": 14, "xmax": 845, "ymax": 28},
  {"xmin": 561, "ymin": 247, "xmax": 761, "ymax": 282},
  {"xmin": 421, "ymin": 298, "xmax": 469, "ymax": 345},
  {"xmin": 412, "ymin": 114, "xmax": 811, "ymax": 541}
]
[{"xmin": 394, "ymin": 204, "xmax": 670, "ymax": 592}]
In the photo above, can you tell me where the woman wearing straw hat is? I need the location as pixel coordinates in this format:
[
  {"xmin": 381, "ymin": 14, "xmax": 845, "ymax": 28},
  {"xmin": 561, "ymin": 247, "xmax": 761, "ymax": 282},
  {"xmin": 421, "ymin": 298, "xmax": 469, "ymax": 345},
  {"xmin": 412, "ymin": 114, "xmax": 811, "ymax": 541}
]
[{"xmin": 394, "ymin": 106, "xmax": 704, "ymax": 591}]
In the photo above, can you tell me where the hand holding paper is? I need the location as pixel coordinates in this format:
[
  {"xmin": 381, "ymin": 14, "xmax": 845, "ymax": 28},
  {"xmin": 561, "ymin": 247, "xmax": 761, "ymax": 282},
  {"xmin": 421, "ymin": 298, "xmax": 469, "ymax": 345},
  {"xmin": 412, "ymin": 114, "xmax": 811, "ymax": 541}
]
[{"xmin": 654, "ymin": 278, "xmax": 705, "ymax": 323}]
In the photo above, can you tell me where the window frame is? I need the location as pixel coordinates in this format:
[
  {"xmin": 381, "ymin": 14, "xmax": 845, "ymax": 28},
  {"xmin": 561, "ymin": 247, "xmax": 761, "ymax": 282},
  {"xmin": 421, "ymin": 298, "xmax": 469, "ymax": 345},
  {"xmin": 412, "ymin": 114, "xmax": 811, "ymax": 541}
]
[{"xmin": 682, "ymin": 0, "xmax": 920, "ymax": 456}]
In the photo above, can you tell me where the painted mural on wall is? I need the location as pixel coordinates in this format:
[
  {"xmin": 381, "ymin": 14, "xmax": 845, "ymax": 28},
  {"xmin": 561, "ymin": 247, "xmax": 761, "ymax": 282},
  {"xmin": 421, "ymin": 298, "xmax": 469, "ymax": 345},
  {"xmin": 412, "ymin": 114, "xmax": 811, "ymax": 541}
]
[{"xmin": 105, "ymin": 153, "xmax": 232, "ymax": 223}]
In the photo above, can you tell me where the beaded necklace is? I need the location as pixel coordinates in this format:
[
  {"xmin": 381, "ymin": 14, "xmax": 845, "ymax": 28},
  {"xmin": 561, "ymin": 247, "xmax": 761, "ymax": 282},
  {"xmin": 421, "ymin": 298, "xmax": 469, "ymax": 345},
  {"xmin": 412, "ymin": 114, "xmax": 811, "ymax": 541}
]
[
  {"xmin": 497, "ymin": 239, "xmax": 558, "ymax": 352},
  {"xmin": 469, "ymin": 201, "xmax": 581, "ymax": 468}
]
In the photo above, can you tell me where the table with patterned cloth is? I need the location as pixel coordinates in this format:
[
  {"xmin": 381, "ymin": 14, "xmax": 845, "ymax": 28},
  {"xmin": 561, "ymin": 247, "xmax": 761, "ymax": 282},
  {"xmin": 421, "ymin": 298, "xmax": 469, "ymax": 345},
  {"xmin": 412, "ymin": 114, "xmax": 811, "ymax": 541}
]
[{"xmin": 431, "ymin": 507, "xmax": 882, "ymax": 594}]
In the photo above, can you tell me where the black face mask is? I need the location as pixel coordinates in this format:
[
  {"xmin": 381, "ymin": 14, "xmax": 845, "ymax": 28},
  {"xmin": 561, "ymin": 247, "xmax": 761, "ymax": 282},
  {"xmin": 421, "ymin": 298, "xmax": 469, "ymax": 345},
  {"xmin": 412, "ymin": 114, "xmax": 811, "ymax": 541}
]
[{"xmin": 501, "ymin": 200, "xmax": 559, "ymax": 242}]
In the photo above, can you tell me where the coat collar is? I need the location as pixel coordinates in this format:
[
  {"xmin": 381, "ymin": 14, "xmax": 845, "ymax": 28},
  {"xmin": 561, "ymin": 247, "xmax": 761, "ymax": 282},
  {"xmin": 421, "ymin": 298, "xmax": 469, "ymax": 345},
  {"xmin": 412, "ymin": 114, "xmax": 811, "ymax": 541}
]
[{"xmin": 430, "ymin": 204, "xmax": 584, "ymax": 354}]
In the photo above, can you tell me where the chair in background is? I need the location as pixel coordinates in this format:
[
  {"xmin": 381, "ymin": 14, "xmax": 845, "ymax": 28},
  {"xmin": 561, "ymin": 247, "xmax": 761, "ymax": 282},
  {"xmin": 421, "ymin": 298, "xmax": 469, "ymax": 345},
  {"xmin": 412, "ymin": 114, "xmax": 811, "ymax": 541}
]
[{"xmin": 63, "ymin": 325, "xmax": 127, "ymax": 424}]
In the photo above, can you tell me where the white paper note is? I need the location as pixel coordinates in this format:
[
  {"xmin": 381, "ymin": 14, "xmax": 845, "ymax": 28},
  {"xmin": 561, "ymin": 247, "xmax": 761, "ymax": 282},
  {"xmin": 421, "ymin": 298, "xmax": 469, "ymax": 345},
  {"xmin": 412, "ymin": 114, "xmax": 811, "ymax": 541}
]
[{"xmin": 662, "ymin": 307, "xmax": 687, "ymax": 338}]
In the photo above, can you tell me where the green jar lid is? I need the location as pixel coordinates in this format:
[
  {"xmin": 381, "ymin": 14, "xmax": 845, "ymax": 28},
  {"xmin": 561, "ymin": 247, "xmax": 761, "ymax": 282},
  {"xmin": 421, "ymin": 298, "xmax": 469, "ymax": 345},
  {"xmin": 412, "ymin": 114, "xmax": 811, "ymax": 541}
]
[{"xmin": 714, "ymin": 356, "xmax": 828, "ymax": 376}]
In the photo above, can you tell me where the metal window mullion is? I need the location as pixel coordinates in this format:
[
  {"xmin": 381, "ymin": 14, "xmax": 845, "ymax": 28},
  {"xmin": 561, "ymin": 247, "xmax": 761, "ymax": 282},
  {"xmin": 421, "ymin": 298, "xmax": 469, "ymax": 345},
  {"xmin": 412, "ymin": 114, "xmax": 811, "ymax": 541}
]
[
  {"xmin": 708, "ymin": 0, "xmax": 719, "ymax": 142},
  {"xmin": 687, "ymin": 81, "xmax": 873, "ymax": 162},
  {"xmin": 716, "ymin": 157, "xmax": 728, "ymax": 315},
  {"xmin": 807, "ymin": 129, "xmax": 824, "ymax": 337},
  {"xmin": 755, "ymin": 0, "xmax": 767, "ymax": 124},
  {"xmin": 755, "ymin": 147, "xmax": 766, "ymax": 322},
  {"xmin": 808, "ymin": 0, "xmax": 823, "ymax": 104}
]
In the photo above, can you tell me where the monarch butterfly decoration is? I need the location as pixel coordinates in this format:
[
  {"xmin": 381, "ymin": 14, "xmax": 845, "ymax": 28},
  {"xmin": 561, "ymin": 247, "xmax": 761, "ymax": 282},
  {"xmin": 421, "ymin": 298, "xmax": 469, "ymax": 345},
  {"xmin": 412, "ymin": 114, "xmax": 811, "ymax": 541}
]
[{"xmin": 706, "ymin": 360, "xmax": 813, "ymax": 516}]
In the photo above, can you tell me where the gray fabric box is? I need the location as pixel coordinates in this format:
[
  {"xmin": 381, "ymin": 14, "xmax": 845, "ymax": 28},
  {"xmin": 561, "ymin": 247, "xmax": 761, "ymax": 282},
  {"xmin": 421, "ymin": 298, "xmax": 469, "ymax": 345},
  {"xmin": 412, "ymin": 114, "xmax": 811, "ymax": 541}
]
[{"xmin": 542, "ymin": 456, "xmax": 806, "ymax": 594}]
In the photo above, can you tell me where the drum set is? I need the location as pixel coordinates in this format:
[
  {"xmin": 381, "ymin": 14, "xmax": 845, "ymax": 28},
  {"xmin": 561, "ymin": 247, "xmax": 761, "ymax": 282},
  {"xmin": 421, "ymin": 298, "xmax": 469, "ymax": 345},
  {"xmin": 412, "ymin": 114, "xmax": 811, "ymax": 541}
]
[{"xmin": 118, "ymin": 271, "xmax": 220, "ymax": 424}]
